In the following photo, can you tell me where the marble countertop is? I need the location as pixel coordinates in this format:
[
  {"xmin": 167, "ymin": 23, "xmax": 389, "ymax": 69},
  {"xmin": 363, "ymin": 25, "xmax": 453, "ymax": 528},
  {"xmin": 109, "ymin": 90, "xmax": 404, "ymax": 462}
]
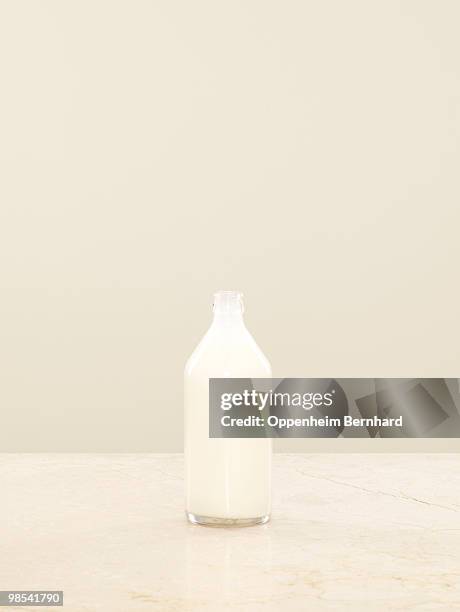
[{"xmin": 1, "ymin": 454, "xmax": 459, "ymax": 611}]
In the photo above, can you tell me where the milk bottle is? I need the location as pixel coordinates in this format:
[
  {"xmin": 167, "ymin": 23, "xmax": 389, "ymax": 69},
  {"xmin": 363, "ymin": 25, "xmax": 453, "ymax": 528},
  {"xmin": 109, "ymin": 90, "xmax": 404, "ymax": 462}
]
[{"xmin": 184, "ymin": 291, "xmax": 272, "ymax": 526}]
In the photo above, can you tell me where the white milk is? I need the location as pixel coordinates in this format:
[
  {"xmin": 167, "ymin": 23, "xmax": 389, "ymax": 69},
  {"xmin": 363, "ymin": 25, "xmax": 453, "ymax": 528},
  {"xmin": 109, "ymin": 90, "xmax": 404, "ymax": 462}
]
[{"xmin": 184, "ymin": 291, "xmax": 272, "ymax": 526}]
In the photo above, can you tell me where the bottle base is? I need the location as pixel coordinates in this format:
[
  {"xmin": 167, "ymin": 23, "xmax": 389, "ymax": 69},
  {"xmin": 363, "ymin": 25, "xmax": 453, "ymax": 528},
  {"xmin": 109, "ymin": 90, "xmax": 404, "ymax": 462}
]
[{"xmin": 186, "ymin": 511, "xmax": 270, "ymax": 527}]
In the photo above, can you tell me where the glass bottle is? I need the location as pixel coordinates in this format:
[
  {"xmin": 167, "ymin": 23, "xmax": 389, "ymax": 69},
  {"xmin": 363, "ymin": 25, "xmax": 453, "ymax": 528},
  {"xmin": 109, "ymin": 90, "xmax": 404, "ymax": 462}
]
[{"xmin": 185, "ymin": 291, "xmax": 272, "ymax": 526}]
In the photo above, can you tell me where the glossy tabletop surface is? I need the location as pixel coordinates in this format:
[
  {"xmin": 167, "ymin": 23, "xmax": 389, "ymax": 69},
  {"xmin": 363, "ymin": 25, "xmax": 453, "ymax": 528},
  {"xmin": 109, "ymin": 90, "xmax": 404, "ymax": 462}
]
[{"xmin": 1, "ymin": 453, "xmax": 459, "ymax": 611}]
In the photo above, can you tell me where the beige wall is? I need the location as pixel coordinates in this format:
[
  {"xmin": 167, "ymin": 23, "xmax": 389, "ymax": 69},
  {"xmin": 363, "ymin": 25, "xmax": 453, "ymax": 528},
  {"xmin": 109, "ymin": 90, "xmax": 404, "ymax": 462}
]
[{"xmin": 0, "ymin": 1, "xmax": 459, "ymax": 451}]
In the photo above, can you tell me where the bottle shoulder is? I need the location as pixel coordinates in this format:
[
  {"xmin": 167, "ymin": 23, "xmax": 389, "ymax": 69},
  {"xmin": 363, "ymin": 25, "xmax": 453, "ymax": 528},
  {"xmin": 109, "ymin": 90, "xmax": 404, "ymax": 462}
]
[{"xmin": 185, "ymin": 325, "xmax": 271, "ymax": 378}]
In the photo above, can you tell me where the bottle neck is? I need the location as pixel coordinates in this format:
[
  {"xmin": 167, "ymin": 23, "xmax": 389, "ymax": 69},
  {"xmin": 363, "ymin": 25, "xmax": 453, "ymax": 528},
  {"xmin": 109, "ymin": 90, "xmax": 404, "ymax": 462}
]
[
  {"xmin": 211, "ymin": 291, "xmax": 245, "ymax": 329},
  {"xmin": 212, "ymin": 310, "xmax": 245, "ymax": 327}
]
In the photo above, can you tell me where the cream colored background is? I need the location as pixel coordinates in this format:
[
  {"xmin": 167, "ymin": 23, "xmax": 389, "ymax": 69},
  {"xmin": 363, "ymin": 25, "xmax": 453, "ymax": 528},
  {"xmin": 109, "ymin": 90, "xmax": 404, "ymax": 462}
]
[{"xmin": 0, "ymin": 1, "xmax": 459, "ymax": 452}]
